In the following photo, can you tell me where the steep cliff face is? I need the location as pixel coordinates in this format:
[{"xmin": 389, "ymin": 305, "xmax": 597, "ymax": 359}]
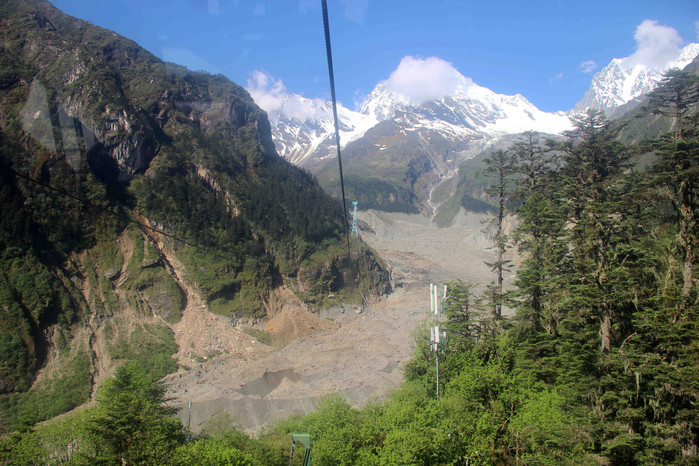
[{"xmin": 0, "ymin": 0, "xmax": 388, "ymax": 426}]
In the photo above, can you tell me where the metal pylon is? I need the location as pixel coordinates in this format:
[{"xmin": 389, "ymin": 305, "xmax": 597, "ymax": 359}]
[{"xmin": 351, "ymin": 201, "xmax": 358, "ymax": 236}]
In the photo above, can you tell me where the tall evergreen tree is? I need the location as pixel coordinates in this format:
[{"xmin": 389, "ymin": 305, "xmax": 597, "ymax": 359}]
[
  {"xmin": 648, "ymin": 71, "xmax": 699, "ymax": 303},
  {"xmin": 557, "ymin": 109, "xmax": 632, "ymax": 355},
  {"xmin": 482, "ymin": 149, "xmax": 517, "ymax": 325},
  {"xmin": 510, "ymin": 131, "xmax": 564, "ymax": 335},
  {"xmin": 506, "ymin": 132, "xmax": 567, "ymax": 385},
  {"xmin": 88, "ymin": 362, "xmax": 184, "ymax": 464},
  {"xmin": 648, "ymin": 68, "xmax": 699, "ymax": 140},
  {"xmin": 442, "ymin": 280, "xmax": 475, "ymax": 344},
  {"xmin": 510, "ymin": 130, "xmax": 556, "ymax": 193}
]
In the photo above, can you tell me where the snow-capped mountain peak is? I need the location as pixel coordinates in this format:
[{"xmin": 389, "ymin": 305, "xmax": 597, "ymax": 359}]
[
  {"xmin": 359, "ymin": 81, "xmax": 409, "ymax": 122},
  {"xmin": 248, "ymin": 59, "xmax": 574, "ymax": 167},
  {"xmin": 246, "ymin": 71, "xmax": 377, "ymax": 165},
  {"xmin": 252, "ymin": 39, "xmax": 698, "ymax": 170},
  {"xmin": 574, "ymin": 42, "xmax": 699, "ymax": 113},
  {"xmin": 359, "ymin": 76, "xmax": 571, "ymax": 137}
]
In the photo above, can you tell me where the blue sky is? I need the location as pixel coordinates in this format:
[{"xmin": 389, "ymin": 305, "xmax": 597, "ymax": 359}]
[{"xmin": 52, "ymin": 0, "xmax": 698, "ymax": 113}]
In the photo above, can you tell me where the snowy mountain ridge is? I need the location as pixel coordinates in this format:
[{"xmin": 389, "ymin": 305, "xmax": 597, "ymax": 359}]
[
  {"xmin": 264, "ymin": 93, "xmax": 377, "ymax": 165},
  {"xmin": 574, "ymin": 42, "xmax": 699, "ymax": 113},
  {"xmin": 252, "ymin": 43, "xmax": 699, "ymax": 167},
  {"xmin": 360, "ymin": 80, "xmax": 571, "ymax": 138},
  {"xmin": 258, "ymin": 72, "xmax": 571, "ymax": 166}
]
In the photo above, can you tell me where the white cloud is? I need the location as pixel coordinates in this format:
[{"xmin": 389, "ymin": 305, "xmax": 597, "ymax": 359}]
[
  {"xmin": 579, "ymin": 60, "xmax": 597, "ymax": 73},
  {"xmin": 246, "ymin": 70, "xmax": 330, "ymax": 124},
  {"xmin": 384, "ymin": 56, "xmax": 472, "ymax": 105},
  {"xmin": 246, "ymin": 70, "xmax": 285, "ymax": 115},
  {"xmin": 627, "ymin": 20, "xmax": 684, "ymax": 69}
]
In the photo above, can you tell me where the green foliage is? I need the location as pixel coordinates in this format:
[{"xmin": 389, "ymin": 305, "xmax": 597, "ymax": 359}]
[
  {"xmin": 506, "ymin": 388, "xmax": 589, "ymax": 464},
  {"xmin": 88, "ymin": 361, "xmax": 184, "ymax": 464},
  {"xmin": 0, "ymin": 348, "xmax": 91, "ymax": 429},
  {"xmin": 442, "ymin": 280, "xmax": 479, "ymax": 348},
  {"xmin": 293, "ymin": 395, "xmax": 362, "ymax": 465},
  {"xmin": 0, "ymin": 408, "xmax": 95, "ymax": 465},
  {"xmin": 0, "ymin": 245, "xmax": 86, "ymax": 394},
  {"xmin": 109, "ymin": 324, "xmax": 178, "ymax": 379},
  {"xmin": 108, "ymin": 226, "xmax": 186, "ymax": 323},
  {"xmin": 171, "ymin": 439, "xmax": 254, "ymax": 466},
  {"xmin": 293, "ymin": 241, "xmax": 389, "ymax": 309},
  {"xmin": 320, "ymin": 174, "xmax": 420, "ymax": 213},
  {"xmin": 504, "ymin": 108, "xmax": 699, "ymax": 463},
  {"xmin": 648, "ymin": 68, "xmax": 699, "ymax": 139}
]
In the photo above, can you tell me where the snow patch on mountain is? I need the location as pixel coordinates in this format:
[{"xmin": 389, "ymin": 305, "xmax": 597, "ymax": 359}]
[
  {"xmin": 252, "ymin": 21, "xmax": 699, "ymax": 169},
  {"xmin": 575, "ymin": 36, "xmax": 699, "ymax": 113},
  {"xmin": 246, "ymin": 71, "xmax": 377, "ymax": 165},
  {"xmin": 267, "ymin": 96, "xmax": 377, "ymax": 165},
  {"xmin": 361, "ymin": 73, "xmax": 571, "ymax": 137},
  {"xmin": 248, "ymin": 58, "xmax": 574, "ymax": 167}
]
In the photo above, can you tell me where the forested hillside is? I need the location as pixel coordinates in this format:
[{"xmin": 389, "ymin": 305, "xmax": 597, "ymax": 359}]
[
  {"xmin": 0, "ymin": 0, "xmax": 388, "ymax": 429},
  {"xmin": 4, "ymin": 68, "xmax": 697, "ymax": 464}
]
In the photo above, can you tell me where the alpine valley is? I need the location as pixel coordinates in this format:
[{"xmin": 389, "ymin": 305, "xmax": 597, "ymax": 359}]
[
  {"xmin": 0, "ymin": 0, "xmax": 388, "ymax": 427},
  {"xmin": 257, "ymin": 44, "xmax": 699, "ymax": 216},
  {"xmin": 2, "ymin": 0, "xmax": 699, "ymax": 464}
]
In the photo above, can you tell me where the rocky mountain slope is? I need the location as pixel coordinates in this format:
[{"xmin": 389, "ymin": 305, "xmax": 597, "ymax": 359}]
[
  {"xmin": 166, "ymin": 208, "xmax": 502, "ymax": 434},
  {"xmin": 309, "ymin": 80, "xmax": 569, "ymax": 213},
  {"xmin": 0, "ymin": 0, "xmax": 388, "ymax": 427},
  {"xmin": 251, "ymin": 86, "xmax": 377, "ymax": 166}
]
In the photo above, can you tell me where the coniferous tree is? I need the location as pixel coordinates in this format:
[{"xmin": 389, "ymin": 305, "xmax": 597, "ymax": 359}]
[
  {"xmin": 557, "ymin": 109, "xmax": 631, "ymax": 355},
  {"xmin": 648, "ymin": 72, "xmax": 699, "ymax": 303},
  {"xmin": 511, "ymin": 130, "xmax": 556, "ymax": 193},
  {"xmin": 648, "ymin": 68, "xmax": 699, "ymax": 140},
  {"xmin": 88, "ymin": 362, "xmax": 184, "ymax": 464},
  {"xmin": 510, "ymin": 131, "xmax": 564, "ymax": 335},
  {"xmin": 654, "ymin": 136, "xmax": 699, "ymax": 302},
  {"xmin": 507, "ymin": 132, "xmax": 567, "ymax": 385},
  {"xmin": 442, "ymin": 280, "xmax": 476, "ymax": 348},
  {"xmin": 482, "ymin": 149, "xmax": 517, "ymax": 325},
  {"xmin": 621, "ymin": 108, "xmax": 699, "ymax": 461}
]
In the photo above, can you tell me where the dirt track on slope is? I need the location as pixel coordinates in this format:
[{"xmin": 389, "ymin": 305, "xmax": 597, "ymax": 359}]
[{"xmin": 165, "ymin": 209, "xmax": 501, "ymax": 433}]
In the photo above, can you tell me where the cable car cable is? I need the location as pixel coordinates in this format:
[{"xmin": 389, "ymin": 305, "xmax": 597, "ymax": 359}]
[{"xmin": 321, "ymin": 0, "xmax": 352, "ymax": 260}]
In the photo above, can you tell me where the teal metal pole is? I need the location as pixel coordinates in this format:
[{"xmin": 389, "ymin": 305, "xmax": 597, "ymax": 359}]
[{"xmin": 436, "ymin": 346, "xmax": 439, "ymax": 401}]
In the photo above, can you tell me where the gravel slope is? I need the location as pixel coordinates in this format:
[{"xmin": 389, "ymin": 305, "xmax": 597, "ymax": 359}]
[{"xmin": 165, "ymin": 209, "xmax": 502, "ymax": 433}]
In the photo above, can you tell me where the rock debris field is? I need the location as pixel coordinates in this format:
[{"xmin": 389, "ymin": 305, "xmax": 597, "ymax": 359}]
[{"xmin": 165, "ymin": 210, "xmax": 499, "ymax": 433}]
